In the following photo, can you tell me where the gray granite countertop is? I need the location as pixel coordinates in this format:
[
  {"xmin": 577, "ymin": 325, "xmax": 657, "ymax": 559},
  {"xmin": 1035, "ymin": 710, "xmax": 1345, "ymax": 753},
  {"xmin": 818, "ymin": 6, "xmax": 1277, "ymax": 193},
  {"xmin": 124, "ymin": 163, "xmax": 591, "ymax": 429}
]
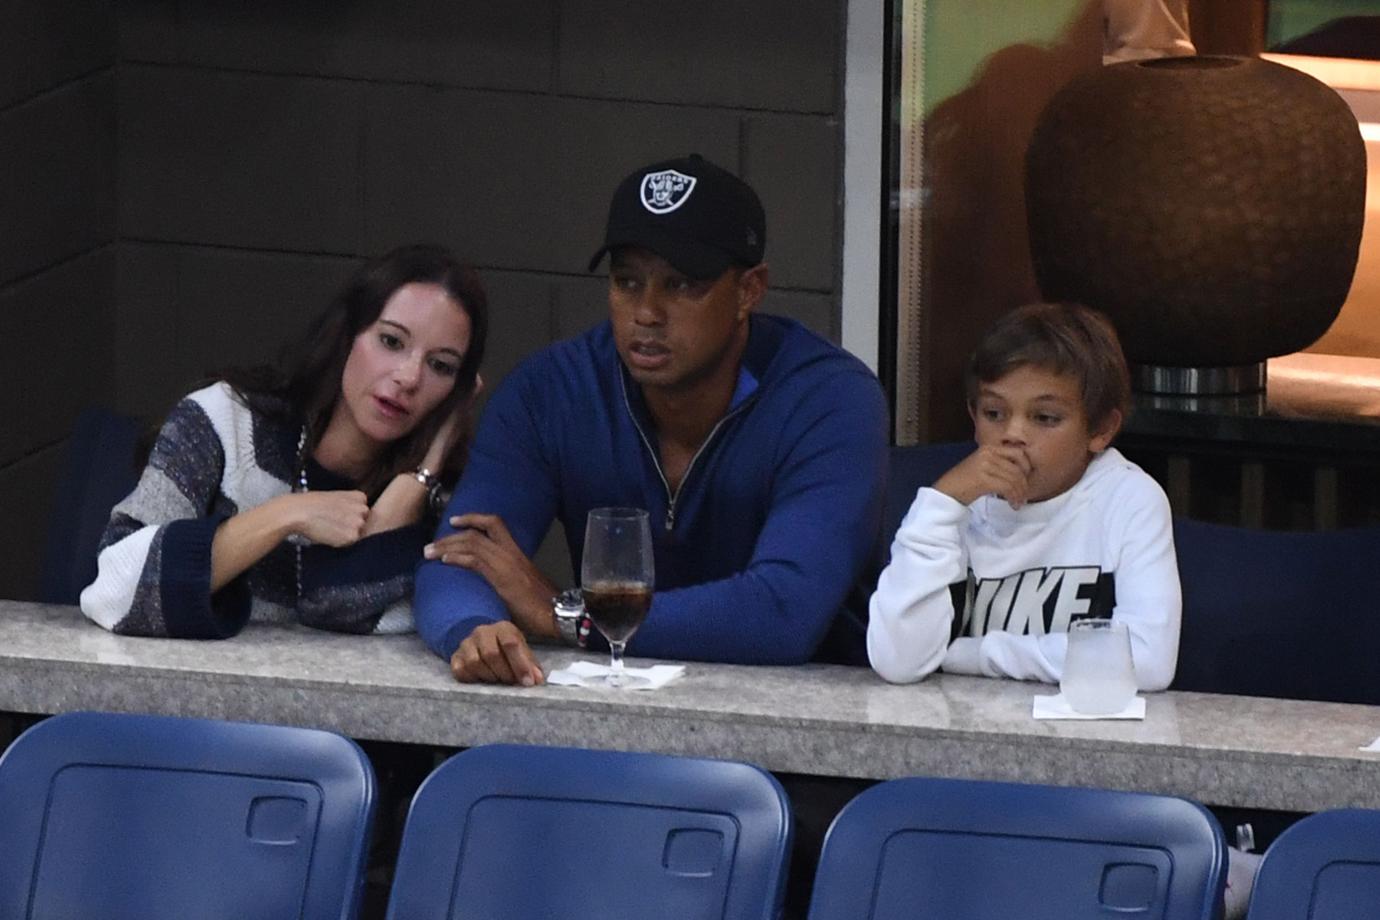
[{"xmin": 2, "ymin": 600, "xmax": 1378, "ymax": 812}]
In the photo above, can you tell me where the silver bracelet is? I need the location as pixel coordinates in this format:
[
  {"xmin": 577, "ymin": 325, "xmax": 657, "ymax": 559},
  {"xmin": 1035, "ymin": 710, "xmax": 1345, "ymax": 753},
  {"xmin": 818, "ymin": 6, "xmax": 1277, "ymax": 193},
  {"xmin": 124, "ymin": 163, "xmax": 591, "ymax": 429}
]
[{"xmin": 412, "ymin": 468, "xmax": 444, "ymax": 515}]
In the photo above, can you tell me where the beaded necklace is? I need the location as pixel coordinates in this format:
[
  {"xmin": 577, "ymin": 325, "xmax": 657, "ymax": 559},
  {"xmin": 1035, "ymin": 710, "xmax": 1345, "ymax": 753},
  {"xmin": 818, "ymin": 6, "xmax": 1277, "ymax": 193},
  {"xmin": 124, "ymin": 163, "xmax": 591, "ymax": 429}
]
[{"xmin": 287, "ymin": 425, "xmax": 309, "ymax": 602}]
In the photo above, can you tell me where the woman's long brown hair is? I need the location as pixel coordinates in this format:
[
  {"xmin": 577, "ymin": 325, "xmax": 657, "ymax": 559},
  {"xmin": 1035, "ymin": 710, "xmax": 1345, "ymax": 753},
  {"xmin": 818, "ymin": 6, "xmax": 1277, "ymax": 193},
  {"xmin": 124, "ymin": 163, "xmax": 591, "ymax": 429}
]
[{"xmin": 224, "ymin": 244, "xmax": 489, "ymax": 498}]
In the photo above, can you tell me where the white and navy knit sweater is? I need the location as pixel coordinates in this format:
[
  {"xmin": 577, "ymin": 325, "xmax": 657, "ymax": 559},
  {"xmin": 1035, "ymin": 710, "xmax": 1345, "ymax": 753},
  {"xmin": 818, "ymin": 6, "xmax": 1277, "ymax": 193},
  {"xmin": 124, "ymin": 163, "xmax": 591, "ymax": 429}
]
[{"xmin": 80, "ymin": 382, "xmax": 421, "ymax": 638}]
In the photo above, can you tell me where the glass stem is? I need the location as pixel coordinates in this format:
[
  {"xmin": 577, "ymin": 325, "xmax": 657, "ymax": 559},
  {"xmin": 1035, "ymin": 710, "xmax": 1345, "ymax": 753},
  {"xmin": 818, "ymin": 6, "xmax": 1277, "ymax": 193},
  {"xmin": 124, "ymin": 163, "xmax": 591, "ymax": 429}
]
[{"xmin": 609, "ymin": 642, "xmax": 627, "ymax": 686}]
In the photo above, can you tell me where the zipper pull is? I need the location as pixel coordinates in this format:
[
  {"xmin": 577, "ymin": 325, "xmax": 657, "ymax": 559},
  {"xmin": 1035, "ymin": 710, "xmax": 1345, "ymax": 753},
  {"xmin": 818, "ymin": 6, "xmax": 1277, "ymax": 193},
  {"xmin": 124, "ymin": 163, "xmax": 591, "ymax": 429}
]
[{"xmin": 665, "ymin": 504, "xmax": 675, "ymax": 532}]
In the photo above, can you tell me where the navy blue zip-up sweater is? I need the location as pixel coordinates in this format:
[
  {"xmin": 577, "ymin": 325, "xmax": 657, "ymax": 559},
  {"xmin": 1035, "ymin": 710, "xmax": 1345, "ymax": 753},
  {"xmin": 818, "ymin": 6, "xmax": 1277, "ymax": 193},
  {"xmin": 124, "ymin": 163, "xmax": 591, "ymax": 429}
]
[{"xmin": 414, "ymin": 314, "xmax": 889, "ymax": 665}]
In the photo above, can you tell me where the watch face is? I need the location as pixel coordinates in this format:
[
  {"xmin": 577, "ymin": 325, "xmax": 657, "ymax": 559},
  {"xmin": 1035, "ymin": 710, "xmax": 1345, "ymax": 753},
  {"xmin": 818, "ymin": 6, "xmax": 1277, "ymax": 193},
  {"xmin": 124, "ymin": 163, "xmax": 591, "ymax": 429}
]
[{"xmin": 553, "ymin": 604, "xmax": 580, "ymax": 646}]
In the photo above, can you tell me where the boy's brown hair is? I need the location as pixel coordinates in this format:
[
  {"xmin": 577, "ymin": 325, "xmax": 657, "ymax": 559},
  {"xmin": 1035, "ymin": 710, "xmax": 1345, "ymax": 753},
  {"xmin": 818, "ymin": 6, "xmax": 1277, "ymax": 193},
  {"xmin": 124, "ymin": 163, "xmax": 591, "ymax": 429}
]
[{"xmin": 965, "ymin": 302, "xmax": 1131, "ymax": 432}]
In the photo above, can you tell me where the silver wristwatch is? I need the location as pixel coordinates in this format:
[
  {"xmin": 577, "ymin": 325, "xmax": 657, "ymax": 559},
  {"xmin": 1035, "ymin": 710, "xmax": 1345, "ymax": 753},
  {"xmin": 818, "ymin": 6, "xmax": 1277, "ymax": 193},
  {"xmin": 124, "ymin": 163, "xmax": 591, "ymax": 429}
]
[{"xmin": 553, "ymin": 588, "xmax": 589, "ymax": 648}]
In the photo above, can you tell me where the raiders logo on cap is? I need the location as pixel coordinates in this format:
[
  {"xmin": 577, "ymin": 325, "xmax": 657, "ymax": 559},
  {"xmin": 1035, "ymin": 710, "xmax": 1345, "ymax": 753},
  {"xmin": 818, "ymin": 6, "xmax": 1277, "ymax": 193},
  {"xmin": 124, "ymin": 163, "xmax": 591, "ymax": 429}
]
[
  {"xmin": 640, "ymin": 169, "xmax": 697, "ymax": 214},
  {"xmin": 589, "ymin": 154, "xmax": 766, "ymax": 279}
]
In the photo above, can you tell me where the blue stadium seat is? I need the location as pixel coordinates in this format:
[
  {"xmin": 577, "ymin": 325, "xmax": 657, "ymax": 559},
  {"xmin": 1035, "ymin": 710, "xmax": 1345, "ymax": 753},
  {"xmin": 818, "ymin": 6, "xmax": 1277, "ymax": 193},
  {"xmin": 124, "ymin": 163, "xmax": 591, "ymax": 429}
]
[
  {"xmin": 882, "ymin": 442, "xmax": 976, "ymax": 551},
  {"xmin": 1171, "ymin": 518, "xmax": 1380, "ymax": 704},
  {"xmin": 0, "ymin": 711, "xmax": 376, "ymax": 920},
  {"xmin": 808, "ymin": 776, "xmax": 1226, "ymax": 920},
  {"xmin": 40, "ymin": 407, "xmax": 144, "ymax": 605},
  {"xmin": 385, "ymin": 744, "xmax": 792, "ymax": 920},
  {"xmin": 1246, "ymin": 808, "xmax": 1380, "ymax": 920}
]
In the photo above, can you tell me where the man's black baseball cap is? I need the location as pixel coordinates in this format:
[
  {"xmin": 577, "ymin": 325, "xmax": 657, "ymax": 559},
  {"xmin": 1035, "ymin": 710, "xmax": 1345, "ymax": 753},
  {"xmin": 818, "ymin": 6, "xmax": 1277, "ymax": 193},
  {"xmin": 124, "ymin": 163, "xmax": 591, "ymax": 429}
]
[{"xmin": 587, "ymin": 154, "xmax": 766, "ymax": 280}]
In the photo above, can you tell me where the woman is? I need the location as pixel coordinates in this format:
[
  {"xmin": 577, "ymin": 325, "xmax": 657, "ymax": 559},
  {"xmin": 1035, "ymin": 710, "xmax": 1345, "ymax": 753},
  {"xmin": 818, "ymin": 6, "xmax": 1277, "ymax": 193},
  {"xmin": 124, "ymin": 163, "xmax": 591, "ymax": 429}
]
[{"xmin": 80, "ymin": 244, "xmax": 487, "ymax": 638}]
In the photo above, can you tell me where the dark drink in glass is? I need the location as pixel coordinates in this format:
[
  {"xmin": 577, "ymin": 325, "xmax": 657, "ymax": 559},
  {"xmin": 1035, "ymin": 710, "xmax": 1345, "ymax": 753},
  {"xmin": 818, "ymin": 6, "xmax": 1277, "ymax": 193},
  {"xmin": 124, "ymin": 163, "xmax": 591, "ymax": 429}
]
[
  {"xmin": 581, "ymin": 508, "xmax": 655, "ymax": 688},
  {"xmin": 582, "ymin": 581, "xmax": 652, "ymax": 644}
]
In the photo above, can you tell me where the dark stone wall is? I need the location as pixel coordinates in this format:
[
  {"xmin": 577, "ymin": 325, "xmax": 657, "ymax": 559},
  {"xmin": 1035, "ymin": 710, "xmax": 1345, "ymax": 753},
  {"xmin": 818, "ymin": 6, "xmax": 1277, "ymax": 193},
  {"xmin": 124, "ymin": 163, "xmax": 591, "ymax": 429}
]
[{"xmin": 0, "ymin": 1, "xmax": 116, "ymax": 599}]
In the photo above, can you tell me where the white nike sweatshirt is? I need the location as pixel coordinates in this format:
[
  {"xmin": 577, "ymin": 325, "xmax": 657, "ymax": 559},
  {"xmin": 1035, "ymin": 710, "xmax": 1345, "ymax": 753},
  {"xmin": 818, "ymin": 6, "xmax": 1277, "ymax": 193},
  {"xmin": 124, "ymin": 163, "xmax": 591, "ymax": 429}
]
[{"xmin": 868, "ymin": 448, "xmax": 1180, "ymax": 689}]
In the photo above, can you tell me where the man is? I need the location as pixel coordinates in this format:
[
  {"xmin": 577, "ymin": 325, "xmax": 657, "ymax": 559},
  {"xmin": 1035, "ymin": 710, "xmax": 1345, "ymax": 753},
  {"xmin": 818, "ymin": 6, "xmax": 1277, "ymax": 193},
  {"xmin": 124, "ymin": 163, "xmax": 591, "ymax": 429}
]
[{"xmin": 413, "ymin": 153, "xmax": 888, "ymax": 685}]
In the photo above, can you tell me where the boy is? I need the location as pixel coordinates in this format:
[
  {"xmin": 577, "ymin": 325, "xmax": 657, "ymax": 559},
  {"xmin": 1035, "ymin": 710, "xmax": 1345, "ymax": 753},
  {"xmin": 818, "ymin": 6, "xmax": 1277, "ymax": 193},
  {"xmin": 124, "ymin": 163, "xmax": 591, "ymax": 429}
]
[{"xmin": 868, "ymin": 302, "xmax": 1181, "ymax": 689}]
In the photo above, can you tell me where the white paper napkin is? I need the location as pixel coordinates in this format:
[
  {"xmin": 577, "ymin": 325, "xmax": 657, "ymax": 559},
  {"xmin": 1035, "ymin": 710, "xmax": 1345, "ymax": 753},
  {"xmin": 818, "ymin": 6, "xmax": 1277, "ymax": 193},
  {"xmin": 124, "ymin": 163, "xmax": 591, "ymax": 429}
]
[
  {"xmin": 1033, "ymin": 692, "xmax": 1146, "ymax": 720},
  {"xmin": 1360, "ymin": 735, "xmax": 1380, "ymax": 753},
  {"xmin": 547, "ymin": 659, "xmax": 685, "ymax": 690}
]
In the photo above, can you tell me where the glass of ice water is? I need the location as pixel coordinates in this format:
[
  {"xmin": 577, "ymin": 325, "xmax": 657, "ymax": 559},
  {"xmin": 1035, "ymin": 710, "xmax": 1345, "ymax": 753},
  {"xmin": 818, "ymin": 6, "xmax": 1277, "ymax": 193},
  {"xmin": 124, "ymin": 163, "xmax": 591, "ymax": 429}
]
[{"xmin": 1060, "ymin": 619, "xmax": 1137, "ymax": 715}]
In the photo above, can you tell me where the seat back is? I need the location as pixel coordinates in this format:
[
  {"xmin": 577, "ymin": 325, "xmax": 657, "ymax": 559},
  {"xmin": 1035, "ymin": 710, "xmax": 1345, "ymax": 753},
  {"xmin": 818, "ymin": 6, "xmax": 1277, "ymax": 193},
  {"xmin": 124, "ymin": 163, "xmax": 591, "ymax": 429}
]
[
  {"xmin": 1246, "ymin": 808, "xmax": 1380, "ymax": 920},
  {"xmin": 0, "ymin": 711, "xmax": 376, "ymax": 920},
  {"xmin": 1171, "ymin": 518, "xmax": 1380, "ymax": 704},
  {"xmin": 385, "ymin": 744, "xmax": 792, "ymax": 920},
  {"xmin": 40, "ymin": 407, "xmax": 144, "ymax": 604},
  {"xmin": 882, "ymin": 442, "xmax": 976, "ymax": 551},
  {"xmin": 816, "ymin": 441, "xmax": 975, "ymax": 665},
  {"xmin": 808, "ymin": 776, "xmax": 1226, "ymax": 920}
]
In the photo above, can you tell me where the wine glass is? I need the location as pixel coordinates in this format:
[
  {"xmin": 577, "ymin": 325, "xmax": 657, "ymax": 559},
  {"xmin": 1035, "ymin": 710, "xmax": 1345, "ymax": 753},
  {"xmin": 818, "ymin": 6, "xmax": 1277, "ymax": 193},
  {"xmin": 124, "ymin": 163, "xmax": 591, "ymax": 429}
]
[{"xmin": 581, "ymin": 507, "xmax": 655, "ymax": 689}]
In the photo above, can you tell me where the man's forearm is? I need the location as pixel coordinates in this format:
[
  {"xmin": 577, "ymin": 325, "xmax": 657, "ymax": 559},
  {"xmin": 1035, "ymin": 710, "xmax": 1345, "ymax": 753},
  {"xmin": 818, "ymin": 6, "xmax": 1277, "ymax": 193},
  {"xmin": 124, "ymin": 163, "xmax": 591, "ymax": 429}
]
[
  {"xmin": 508, "ymin": 585, "xmax": 560, "ymax": 641},
  {"xmin": 413, "ymin": 558, "xmax": 509, "ymax": 658}
]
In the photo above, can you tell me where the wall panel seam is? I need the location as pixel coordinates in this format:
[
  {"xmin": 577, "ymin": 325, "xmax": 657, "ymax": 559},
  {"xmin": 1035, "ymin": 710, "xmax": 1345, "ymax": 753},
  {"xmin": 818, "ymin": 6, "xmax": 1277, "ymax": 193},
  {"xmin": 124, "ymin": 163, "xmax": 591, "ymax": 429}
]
[
  {"xmin": 0, "ymin": 65, "xmax": 116, "ymax": 119},
  {"xmin": 115, "ymin": 59, "xmax": 837, "ymax": 117}
]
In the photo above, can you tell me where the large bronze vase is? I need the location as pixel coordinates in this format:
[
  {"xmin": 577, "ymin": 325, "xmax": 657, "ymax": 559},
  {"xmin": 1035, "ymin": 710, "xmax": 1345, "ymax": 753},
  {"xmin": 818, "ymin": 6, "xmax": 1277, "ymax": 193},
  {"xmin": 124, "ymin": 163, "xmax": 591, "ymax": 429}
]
[{"xmin": 1026, "ymin": 56, "xmax": 1365, "ymax": 391}]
